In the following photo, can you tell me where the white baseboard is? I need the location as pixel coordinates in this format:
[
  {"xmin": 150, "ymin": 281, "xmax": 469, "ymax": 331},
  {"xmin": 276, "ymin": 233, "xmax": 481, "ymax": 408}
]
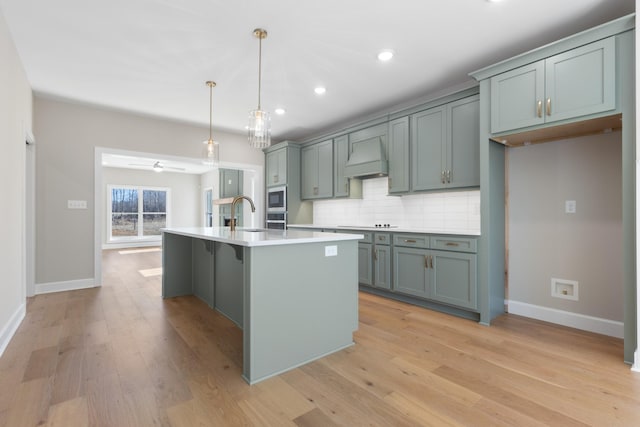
[
  {"xmin": 0, "ymin": 303, "xmax": 26, "ymax": 357},
  {"xmin": 632, "ymin": 349, "xmax": 640, "ymax": 373},
  {"xmin": 102, "ymin": 240, "xmax": 161, "ymax": 250},
  {"xmin": 507, "ymin": 300, "xmax": 624, "ymax": 338},
  {"xmin": 35, "ymin": 278, "xmax": 96, "ymax": 295}
]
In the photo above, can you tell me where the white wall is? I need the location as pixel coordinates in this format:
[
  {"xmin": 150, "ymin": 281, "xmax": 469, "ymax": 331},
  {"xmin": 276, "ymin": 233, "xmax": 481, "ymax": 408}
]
[
  {"xmin": 508, "ymin": 132, "xmax": 623, "ymax": 335},
  {"xmin": 0, "ymin": 9, "xmax": 32, "ymax": 355},
  {"xmin": 313, "ymin": 177, "xmax": 481, "ymax": 234},
  {"xmin": 102, "ymin": 167, "xmax": 200, "ymax": 247},
  {"xmin": 34, "ymin": 96, "xmax": 264, "ymax": 286}
]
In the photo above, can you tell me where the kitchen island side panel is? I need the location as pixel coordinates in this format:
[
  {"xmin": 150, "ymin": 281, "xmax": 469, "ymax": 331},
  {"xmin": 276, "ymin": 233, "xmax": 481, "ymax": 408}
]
[
  {"xmin": 243, "ymin": 240, "xmax": 358, "ymax": 384},
  {"xmin": 162, "ymin": 232, "xmax": 194, "ymax": 298}
]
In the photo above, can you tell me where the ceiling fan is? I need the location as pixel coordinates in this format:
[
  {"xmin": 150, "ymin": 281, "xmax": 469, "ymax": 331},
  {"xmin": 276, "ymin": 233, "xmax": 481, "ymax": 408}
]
[{"xmin": 127, "ymin": 160, "xmax": 186, "ymax": 173}]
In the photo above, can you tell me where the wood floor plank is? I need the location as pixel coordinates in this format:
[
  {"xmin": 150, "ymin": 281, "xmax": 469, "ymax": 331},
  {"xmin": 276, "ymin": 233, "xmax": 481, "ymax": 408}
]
[
  {"xmin": 45, "ymin": 396, "xmax": 89, "ymax": 427},
  {"xmin": 2, "ymin": 247, "xmax": 639, "ymax": 427}
]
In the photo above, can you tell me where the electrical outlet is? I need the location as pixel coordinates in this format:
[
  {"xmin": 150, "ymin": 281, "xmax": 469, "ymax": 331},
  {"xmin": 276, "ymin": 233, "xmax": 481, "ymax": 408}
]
[
  {"xmin": 565, "ymin": 200, "xmax": 576, "ymax": 214},
  {"xmin": 325, "ymin": 245, "xmax": 338, "ymax": 257}
]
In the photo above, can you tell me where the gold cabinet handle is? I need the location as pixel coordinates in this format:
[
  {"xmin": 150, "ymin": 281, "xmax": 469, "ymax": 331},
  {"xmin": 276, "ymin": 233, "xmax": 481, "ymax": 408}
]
[
  {"xmin": 273, "ymin": 174, "xmax": 278, "ymax": 183},
  {"xmin": 424, "ymin": 255, "xmax": 429, "ymax": 269},
  {"xmin": 546, "ymin": 98, "xmax": 551, "ymax": 116},
  {"xmin": 445, "ymin": 242, "xmax": 459, "ymax": 247},
  {"xmin": 441, "ymin": 171, "xmax": 446, "ymax": 184},
  {"xmin": 537, "ymin": 100, "xmax": 542, "ymax": 118},
  {"xmin": 446, "ymin": 170, "xmax": 451, "ymax": 183},
  {"xmin": 374, "ymin": 249, "xmax": 378, "ymax": 261},
  {"xmin": 404, "ymin": 239, "xmax": 417, "ymax": 243},
  {"xmin": 429, "ymin": 255, "xmax": 434, "ymax": 269}
]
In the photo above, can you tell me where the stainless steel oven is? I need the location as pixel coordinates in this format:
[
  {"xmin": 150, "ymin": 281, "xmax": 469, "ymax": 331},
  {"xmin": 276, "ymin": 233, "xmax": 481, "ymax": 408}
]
[
  {"xmin": 267, "ymin": 186, "xmax": 286, "ymax": 212},
  {"xmin": 265, "ymin": 212, "xmax": 287, "ymax": 230}
]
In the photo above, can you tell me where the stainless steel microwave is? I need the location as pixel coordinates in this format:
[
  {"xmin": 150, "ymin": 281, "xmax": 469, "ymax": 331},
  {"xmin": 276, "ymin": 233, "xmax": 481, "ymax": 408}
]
[{"xmin": 267, "ymin": 186, "xmax": 286, "ymax": 212}]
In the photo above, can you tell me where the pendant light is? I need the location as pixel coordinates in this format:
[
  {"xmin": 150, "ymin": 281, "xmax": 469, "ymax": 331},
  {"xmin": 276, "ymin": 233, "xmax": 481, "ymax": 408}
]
[
  {"xmin": 248, "ymin": 28, "xmax": 271, "ymax": 149},
  {"xmin": 203, "ymin": 80, "xmax": 220, "ymax": 166}
]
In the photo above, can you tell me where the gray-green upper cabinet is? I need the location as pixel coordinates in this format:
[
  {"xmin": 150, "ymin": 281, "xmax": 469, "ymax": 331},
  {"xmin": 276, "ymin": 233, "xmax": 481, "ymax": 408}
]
[
  {"xmin": 490, "ymin": 37, "xmax": 616, "ymax": 134},
  {"xmin": 265, "ymin": 148, "xmax": 287, "ymax": 187},
  {"xmin": 411, "ymin": 96, "xmax": 479, "ymax": 191},
  {"xmin": 220, "ymin": 168, "xmax": 243, "ymax": 199},
  {"xmin": 411, "ymin": 106, "xmax": 446, "ymax": 191},
  {"xmin": 448, "ymin": 95, "xmax": 480, "ymax": 189},
  {"xmin": 333, "ymin": 135, "xmax": 349, "ymax": 197},
  {"xmin": 388, "ymin": 116, "xmax": 410, "ymax": 194},
  {"xmin": 301, "ymin": 139, "xmax": 333, "ymax": 199}
]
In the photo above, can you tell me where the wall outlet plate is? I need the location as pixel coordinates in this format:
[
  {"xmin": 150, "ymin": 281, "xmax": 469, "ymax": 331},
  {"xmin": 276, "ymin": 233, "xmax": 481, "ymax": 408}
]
[
  {"xmin": 325, "ymin": 245, "xmax": 338, "ymax": 257},
  {"xmin": 68, "ymin": 200, "xmax": 87, "ymax": 209},
  {"xmin": 551, "ymin": 278, "xmax": 579, "ymax": 301}
]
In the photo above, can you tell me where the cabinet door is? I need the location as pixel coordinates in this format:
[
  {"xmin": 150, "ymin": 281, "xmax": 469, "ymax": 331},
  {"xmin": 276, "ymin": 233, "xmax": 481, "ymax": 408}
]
[
  {"xmin": 266, "ymin": 148, "xmax": 287, "ymax": 187},
  {"xmin": 490, "ymin": 61, "xmax": 545, "ymax": 133},
  {"xmin": 447, "ymin": 96, "xmax": 480, "ymax": 188},
  {"xmin": 301, "ymin": 145, "xmax": 318, "ymax": 199},
  {"xmin": 358, "ymin": 243, "xmax": 373, "ymax": 286},
  {"xmin": 220, "ymin": 169, "xmax": 242, "ymax": 198},
  {"xmin": 411, "ymin": 106, "xmax": 446, "ymax": 191},
  {"xmin": 333, "ymin": 135, "xmax": 349, "ymax": 197},
  {"xmin": 388, "ymin": 116, "xmax": 410, "ymax": 194},
  {"xmin": 545, "ymin": 37, "xmax": 616, "ymax": 123},
  {"xmin": 393, "ymin": 247, "xmax": 429, "ymax": 298},
  {"xmin": 316, "ymin": 139, "xmax": 334, "ymax": 198},
  {"xmin": 431, "ymin": 250, "xmax": 477, "ymax": 310},
  {"xmin": 373, "ymin": 245, "xmax": 392, "ymax": 290}
]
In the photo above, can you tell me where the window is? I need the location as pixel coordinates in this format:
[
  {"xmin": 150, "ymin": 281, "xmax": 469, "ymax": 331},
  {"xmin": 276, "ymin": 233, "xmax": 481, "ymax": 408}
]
[{"xmin": 108, "ymin": 186, "xmax": 170, "ymax": 241}]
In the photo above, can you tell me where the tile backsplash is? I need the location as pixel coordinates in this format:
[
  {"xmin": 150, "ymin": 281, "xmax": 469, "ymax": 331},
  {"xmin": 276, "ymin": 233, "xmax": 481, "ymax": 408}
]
[{"xmin": 313, "ymin": 177, "xmax": 480, "ymax": 233}]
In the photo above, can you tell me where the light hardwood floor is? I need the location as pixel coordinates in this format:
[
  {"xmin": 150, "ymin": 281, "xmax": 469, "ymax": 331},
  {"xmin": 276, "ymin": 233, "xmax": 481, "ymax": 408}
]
[{"xmin": 1, "ymin": 248, "xmax": 639, "ymax": 426}]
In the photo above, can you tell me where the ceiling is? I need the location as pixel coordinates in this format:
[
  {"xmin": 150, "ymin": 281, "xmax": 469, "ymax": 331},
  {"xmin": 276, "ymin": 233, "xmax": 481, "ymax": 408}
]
[{"xmin": 0, "ymin": 0, "xmax": 634, "ymax": 142}]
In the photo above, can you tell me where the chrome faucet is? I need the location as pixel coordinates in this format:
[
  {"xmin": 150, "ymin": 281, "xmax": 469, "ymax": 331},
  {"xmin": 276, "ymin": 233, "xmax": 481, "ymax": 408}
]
[{"xmin": 230, "ymin": 195, "xmax": 256, "ymax": 231}]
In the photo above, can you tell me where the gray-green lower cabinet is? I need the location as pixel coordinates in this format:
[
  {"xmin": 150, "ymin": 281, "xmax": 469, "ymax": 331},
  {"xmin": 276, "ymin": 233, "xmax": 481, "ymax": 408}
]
[
  {"xmin": 431, "ymin": 250, "xmax": 477, "ymax": 310},
  {"xmin": 373, "ymin": 244, "xmax": 392, "ymax": 289},
  {"xmin": 392, "ymin": 245, "xmax": 478, "ymax": 310},
  {"xmin": 358, "ymin": 242, "xmax": 373, "ymax": 286},
  {"xmin": 393, "ymin": 247, "xmax": 430, "ymax": 298}
]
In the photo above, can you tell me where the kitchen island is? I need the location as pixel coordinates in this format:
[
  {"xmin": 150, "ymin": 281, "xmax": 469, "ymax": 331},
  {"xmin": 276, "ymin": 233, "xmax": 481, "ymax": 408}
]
[{"xmin": 161, "ymin": 227, "xmax": 362, "ymax": 384}]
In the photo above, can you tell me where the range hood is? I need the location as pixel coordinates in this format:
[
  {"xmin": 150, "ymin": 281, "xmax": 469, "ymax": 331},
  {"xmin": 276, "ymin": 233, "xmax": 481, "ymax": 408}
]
[{"xmin": 343, "ymin": 136, "xmax": 388, "ymax": 178}]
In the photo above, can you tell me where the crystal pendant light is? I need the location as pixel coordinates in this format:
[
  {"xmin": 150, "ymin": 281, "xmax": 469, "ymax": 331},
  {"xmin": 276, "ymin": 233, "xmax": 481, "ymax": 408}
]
[
  {"xmin": 248, "ymin": 28, "xmax": 271, "ymax": 149},
  {"xmin": 203, "ymin": 81, "xmax": 220, "ymax": 166}
]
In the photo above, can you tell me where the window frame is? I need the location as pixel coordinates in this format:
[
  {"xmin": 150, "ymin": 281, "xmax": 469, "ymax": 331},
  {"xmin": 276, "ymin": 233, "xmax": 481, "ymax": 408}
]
[{"xmin": 107, "ymin": 185, "xmax": 171, "ymax": 242}]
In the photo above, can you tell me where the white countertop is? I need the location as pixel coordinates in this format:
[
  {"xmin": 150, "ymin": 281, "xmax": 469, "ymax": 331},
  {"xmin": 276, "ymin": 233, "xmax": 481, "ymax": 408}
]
[
  {"xmin": 287, "ymin": 224, "xmax": 481, "ymax": 236},
  {"xmin": 162, "ymin": 227, "xmax": 364, "ymax": 247}
]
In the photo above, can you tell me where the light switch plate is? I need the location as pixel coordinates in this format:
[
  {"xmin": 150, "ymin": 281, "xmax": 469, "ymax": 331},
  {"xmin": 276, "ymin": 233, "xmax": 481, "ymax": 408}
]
[
  {"xmin": 565, "ymin": 200, "xmax": 576, "ymax": 214},
  {"xmin": 68, "ymin": 200, "xmax": 87, "ymax": 209},
  {"xmin": 325, "ymin": 245, "xmax": 338, "ymax": 257}
]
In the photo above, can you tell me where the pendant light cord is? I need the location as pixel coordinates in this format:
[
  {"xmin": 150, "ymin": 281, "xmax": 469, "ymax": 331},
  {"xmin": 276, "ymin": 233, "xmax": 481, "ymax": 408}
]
[
  {"xmin": 209, "ymin": 83, "xmax": 213, "ymax": 141},
  {"xmin": 257, "ymin": 35, "xmax": 262, "ymax": 110}
]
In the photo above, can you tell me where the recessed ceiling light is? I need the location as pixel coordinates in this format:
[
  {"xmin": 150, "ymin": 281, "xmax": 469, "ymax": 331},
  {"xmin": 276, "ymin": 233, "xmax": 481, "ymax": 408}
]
[
  {"xmin": 275, "ymin": 108, "xmax": 286, "ymax": 115},
  {"xmin": 486, "ymin": 0, "xmax": 504, "ymax": 2},
  {"xmin": 377, "ymin": 50, "xmax": 394, "ymax": 61},
  {"xmin": 314, "ymin": 86, "xmax": 326, "ymax": 95}
]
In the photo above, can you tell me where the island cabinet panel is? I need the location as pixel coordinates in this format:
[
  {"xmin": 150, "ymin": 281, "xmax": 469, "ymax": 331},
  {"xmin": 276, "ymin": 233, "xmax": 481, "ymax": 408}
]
[
  {"xmin": 431, "ymin": 250, "xmax": 477, "ymax": 310},
  {"xmin": 490, "ymin": 37, "xmax": 616, "ymax": 134},
  {"xmin": 265, "ymin": 148, "xmax": 287, "ymax": 187},
  {"xmin": 192, "ymin": 239, "xmax": 215, "ymax": 308},
  {"xmin": 214, "ymin": 243, "xmax": 244, "ymax": 328},
  {"xmin": 162, "ymin": 233, "xmax": 194, "ymax": 298},
  {"xmin": 301, "ymin": 139, "xmax": 333, "ymax": 199},
  {"xmin": 388, "ymin": 116, "xmax": 410, "ymax": 194}
]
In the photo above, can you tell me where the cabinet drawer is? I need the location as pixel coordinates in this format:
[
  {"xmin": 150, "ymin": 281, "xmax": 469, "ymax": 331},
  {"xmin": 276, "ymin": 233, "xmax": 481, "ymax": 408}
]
[
  {"xmin": 374, "ymin": 233, "xmax": 391, "ymax": 245},
  {"xmin": 393, "ymin": 234, "xmax": 429, "ymax": 249},
  {"xmin": 430, "ymin": 236, "xmax": 477, "ymax": 253}
]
